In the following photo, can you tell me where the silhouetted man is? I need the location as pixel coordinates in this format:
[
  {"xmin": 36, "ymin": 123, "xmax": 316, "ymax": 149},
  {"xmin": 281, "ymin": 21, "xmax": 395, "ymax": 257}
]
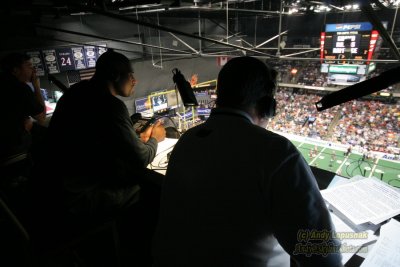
[
  {"xmin": 0, "ymin": 53, "xmax": 45, "ymax": 161},
  {"xmin": 47, "ymin": 50, "xmax": 165, "ymax": 216},
  {"xmin": 154, "ymin": 57, "xmax": 342, "ymax": 267}
]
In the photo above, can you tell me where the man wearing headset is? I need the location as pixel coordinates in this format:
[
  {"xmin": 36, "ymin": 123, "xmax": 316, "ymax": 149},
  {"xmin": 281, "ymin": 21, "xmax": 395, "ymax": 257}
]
[
  {"xmin": 47, "ymin": 50, "xmax": 165, "ymax": 216},
  {"xmin": 153, "ymin": 57, "xmax": 342, "ymax": 267}
]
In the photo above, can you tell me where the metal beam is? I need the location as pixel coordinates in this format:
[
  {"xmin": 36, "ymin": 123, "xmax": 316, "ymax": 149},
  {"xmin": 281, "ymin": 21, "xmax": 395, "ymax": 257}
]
[
  {"xmin": 391, "ymin": 4, "xmax": 399, "ymax": 37},
  {"xmin": 207, "ymin": 18, "xmax": 254, "ymax": 48},
  {"xmin": 124, "ymin": 6, "xmax": 284, "ymax": 16},
  {"xmin": 360, "ymin": 2, "xmax": 400, "ymax": 60},
  {"xmin": 280, "ymin": 48, "xmax": 320, "ymax": 57},
  {"xmin": 168, "ymin": 33, "xmax": 199, "ymax": 54},
  {"xmin": 273, "ymin": 57, "xmax": 399, "ymax": 63},
  {"xmin": 255, "ymin": 30, "xmax": 289, "ymax": 48},
  {"xmin": 81, "ymin": 6, "xmax": 277, "ymax": 58},
  {"xmin": 131, "ymin": 53, "xmax": 400, "ymax": 65},
  {"xmin": 35, "ymin": 24, "xmax": 194, "ymax": 55},
  {"xmin": 205, "ymin": 33, "xmax": 242, "ymax": 49},
  {"xmin": 276, "ymin": 0, "xmax": 284, "ymax": 56}
]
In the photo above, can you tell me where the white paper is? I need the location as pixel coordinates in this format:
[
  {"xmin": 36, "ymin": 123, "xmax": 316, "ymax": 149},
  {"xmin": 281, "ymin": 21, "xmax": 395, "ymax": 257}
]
[
  {"xmin": 321, "ymin": 178, "xmax": 400, "ymax": 225},
  {"xmin": 360, "ymin": 219, "xmax": 400, "ymax": 267},
  {"xmin": 148, "ymin": 138, "xmax": 179, "ymax": 174},
  {"xmin": 330, "ymin": 212, "xmax": 378, "ymax": 265}
]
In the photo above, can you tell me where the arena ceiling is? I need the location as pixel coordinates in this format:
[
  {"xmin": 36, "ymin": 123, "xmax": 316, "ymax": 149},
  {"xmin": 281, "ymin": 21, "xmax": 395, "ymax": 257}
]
[{"xmin": 1, "ymin": 0, "xmax": 399, "ymax": 62}]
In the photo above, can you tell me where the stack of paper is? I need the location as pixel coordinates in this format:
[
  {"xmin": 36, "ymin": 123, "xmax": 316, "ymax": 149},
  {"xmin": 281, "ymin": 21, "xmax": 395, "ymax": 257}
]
[
  {"xmin": 321, "ymin": 177, "xmax": 400, "ymax": 225},
  {"xmin": 360, "ymin": 219, "xmax": 400, "ymax": 267},
  {"xmin": 329, "ymin": 212, "xmax": 378, "ymax": 265}
]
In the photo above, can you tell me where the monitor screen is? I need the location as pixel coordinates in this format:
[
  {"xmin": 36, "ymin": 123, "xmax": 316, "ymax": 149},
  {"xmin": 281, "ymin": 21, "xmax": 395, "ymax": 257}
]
[
  {"xmin": 135, "ymin": 97, "xmax": 151, "ymax": 113},
  {"xmin": 166, "ymin": 91, "xmax": 182, "ymax": 110},
  {"xmin": 197, "ymin": 108, "xmax": 211, "ymax": 116},
  {"xmin": 151, "ymin": 94, "xmax": 168, "ymax": 113}
]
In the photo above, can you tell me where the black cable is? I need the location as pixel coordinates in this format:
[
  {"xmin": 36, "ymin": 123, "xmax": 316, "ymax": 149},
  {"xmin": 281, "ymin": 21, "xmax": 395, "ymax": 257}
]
[
  {"xmin": 162, "ymin": 116, "xmax": 181, "ymax": 137},
  {"xmin": 150, "ymin": 144, "xmax": 176, "ymax": 169},
  {"xmin": 141, "ymin": 114, "xmax": 181, "ymax": 137},
  {"xmin": 207, "ymin": 99, "xmax": 216, "ymax": 108},
  {"xmin": 388, "ymin": 179, "xmax": 400, "ymax": 188}
]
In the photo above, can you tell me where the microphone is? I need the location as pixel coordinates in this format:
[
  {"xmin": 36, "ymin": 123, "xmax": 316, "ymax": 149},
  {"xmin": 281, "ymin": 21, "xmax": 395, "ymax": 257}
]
[
  {"xmin": 130, "ymin": 113, "xmax": 143, "ymax": 124},
  {"xmin": 139, "ymin": 117, "xmax": 158, "ymax": 133},
  {"xmin": 172, "ymin": 68, "xmax": 199, "ymax": 107},
  {"xmin": 315, "ymin": 66, "xmax": 400, "ymax": 111}
]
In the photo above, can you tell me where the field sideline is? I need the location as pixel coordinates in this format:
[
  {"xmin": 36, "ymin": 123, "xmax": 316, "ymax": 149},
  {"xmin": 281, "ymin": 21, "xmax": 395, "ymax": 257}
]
[{"xmin": 288, "ymin": 138, "xmax": 400, "ymax": 188}]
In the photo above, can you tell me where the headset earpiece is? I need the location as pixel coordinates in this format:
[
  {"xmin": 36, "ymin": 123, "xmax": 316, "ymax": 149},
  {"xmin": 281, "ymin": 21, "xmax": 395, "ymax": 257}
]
[
  {"xmin": 110, "ymin": 72, "xmax": 126, "ymax": 92},
  {"xmin": 256, "ymin": 95, "xmax": 276, "ymax": 118}
]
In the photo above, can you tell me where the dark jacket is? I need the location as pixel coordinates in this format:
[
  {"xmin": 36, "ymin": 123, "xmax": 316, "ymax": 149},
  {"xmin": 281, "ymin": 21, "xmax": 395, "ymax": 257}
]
[
  {"xmin": 47, "ymin": 80, "xmax": 157, "ymax": 214},
  {"xmin": 0, "ymin": 73, "xmax": 44, "ymax": 159},
  {"xmin": 154, "ymin": 108, "xmax": 342, "ymax": 267}
]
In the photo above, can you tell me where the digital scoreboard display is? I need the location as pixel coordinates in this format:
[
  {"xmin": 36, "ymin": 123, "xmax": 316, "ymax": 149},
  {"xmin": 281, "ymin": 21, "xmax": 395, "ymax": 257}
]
[{"xmin": 320, "ymin": 22, "xmax": 379, "ymax": 63}]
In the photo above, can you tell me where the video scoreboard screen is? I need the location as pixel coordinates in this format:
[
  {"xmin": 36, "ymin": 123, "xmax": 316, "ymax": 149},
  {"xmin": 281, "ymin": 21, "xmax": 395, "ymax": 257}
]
[{"xmin": 320, "ymin": 22, "xmax": 379, "ymax": 63}]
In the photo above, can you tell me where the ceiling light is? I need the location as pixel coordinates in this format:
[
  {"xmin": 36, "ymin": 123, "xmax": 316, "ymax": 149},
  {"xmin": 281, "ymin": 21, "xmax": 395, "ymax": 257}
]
[{"xmin": 353, "ymin": 4, "xmax": 359, "ymax": 9}]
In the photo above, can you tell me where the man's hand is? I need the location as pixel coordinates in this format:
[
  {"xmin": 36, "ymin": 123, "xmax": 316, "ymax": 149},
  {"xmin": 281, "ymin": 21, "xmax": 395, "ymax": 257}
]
[
  {"xmin": 30, "ymin": 68, "xmax": 46, "ymax": 126},
  {"xmin": 31, "ymin": 69, "xmax": 40, "ymax": 90},
  {"xmin": 24, "ymin": 117, "xmax": 34, "ymax": 132},
  {"xmin": 140, "ymin": 120, "xmax": 166, "ymax": 143},
  {"xmin": 151, "ymin": 120, "xmax": 166, "ymax": 142}
]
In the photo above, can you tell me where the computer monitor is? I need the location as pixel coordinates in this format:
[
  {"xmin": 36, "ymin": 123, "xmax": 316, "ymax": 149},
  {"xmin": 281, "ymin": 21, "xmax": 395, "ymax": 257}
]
[
  {"xmin": 135, "ymin": 97, "xmax": 151, "ymax": 113},
  {"xmin": 166, "ymin": 90, "xmax": 182, "ymax": 110},
  {"xmin": 197, "ymin": 108, "xmax": 211, "ymax": 116},
  {"xmin": 151, "ymin": 94, "xmax": 168, "ymax": 113}
]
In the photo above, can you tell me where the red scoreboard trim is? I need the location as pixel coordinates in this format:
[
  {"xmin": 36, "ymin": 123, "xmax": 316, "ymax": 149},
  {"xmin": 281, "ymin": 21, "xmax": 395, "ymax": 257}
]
[
  {"xmin": 367, "ymin": 30, "xmax": 379, "ymax": 64},
  {"xmin": 320, "ymin": 32, "xmax": 325, "ymax": 63}
]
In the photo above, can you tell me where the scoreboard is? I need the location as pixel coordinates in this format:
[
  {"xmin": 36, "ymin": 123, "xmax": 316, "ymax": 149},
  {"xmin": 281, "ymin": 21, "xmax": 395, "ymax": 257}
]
[{"xmin": 320, "ymin": 22, "xmax": 379, "ymax": 63}]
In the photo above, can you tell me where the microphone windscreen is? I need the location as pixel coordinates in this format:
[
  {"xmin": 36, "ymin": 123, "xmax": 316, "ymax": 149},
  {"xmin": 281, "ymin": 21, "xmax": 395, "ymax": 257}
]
[{"xmin": 130, "ymin": 113, "xmax": 142, "ymax": 123}]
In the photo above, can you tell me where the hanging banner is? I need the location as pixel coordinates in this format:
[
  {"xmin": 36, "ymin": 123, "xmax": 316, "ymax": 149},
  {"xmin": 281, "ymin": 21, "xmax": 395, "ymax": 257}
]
[
  {"xmin": 84, "ymin": 46, "xmax": 97, "ymax": 68},
  {"xmin": 42, "ymin": 49, "xmax": 60, "ymax": 74},
  {"xmin": 97, "ymin": 45, "xmax": 107, "ymax": 57},
  {"xmin": 26, "ymin": 51, "xmax": 45, "ymax": 76},
  {"xmin": 71, "ymin": 47, "xmax": 87, "ymax": 70},
  {"xmin": 56, "ymin": 48, "xmax": 75, "ymax": 72}
]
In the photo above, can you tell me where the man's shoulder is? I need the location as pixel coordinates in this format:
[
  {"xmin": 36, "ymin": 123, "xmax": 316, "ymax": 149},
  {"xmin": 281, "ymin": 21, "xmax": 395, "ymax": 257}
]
[
  {"xmin": 1, "ymin": 74, "xmax": 31, "ymax": 96},
  {"xmin": 248, "ymin": 124, "xmax": 296, "ymax": 149},
  {"xmin": 67, "ymin": 80, "xmax": 90, "ymax": 94}
]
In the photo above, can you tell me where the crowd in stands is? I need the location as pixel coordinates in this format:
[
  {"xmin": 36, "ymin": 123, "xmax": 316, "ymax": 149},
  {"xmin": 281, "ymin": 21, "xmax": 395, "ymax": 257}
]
[
  {"xmin": 296, "ymin": 61, "xmax": 327, "ymax": 87},
  {"xmin": 267, "ymin": 89, "xmax": 339, "ymax": 140},
  {"xmin": 334, "ymin": 100, "xmax": 400, "ymax": 154},
  {"xmin": 269, "ymin": 61, "xmax": 302, "ymax": 83},
  {"xmin": 271, "ymin": 58, "xmax": 400, "ymax": 92},
  {"xmin": 267, "ymin": 89, "xmax": 400, "ymax": 154}
]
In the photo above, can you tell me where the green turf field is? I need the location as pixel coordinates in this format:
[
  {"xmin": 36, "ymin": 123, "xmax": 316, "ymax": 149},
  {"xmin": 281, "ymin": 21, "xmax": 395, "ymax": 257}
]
[{"xmin": 290, "ymin": 139, "xmax": 400, "ymax": 188}]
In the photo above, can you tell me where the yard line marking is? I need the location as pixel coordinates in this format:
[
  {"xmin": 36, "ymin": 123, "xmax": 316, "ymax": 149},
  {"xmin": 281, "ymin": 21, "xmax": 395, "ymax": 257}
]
[
  {"xmin": 369, "ymin": 158, "xmax": 380, "ymax": 178},
  {"xmin": 309, "ymin": 147, "xmax": 326, "ymax": 166},
  {"xmin": 336, "ymin": 156, "xmax": 349, "ymax": 174},
  {"xmin": 298, "ymin": 142, "xmax": 304, "ymax": 148}
]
